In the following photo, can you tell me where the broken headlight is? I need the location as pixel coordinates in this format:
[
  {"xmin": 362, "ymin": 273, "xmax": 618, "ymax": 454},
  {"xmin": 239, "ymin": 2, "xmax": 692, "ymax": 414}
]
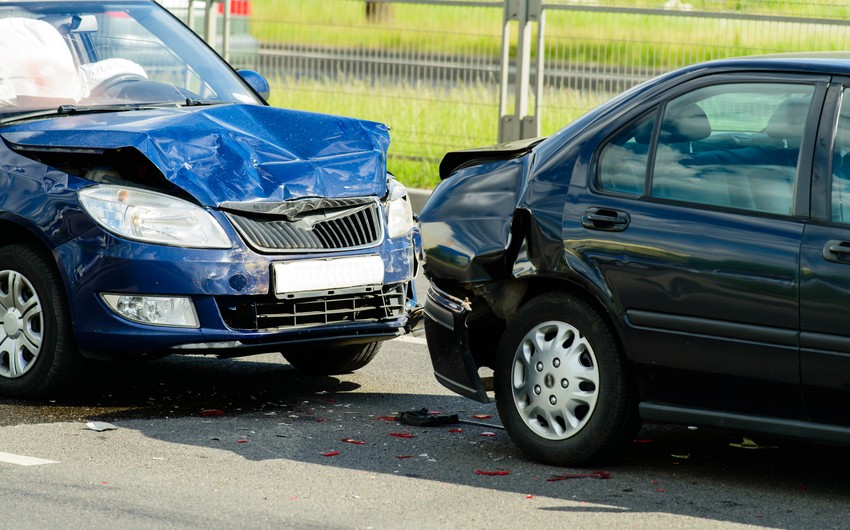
[{"xmin": 386, "ymin": 178, "xmax": 415, "ymax": 239}]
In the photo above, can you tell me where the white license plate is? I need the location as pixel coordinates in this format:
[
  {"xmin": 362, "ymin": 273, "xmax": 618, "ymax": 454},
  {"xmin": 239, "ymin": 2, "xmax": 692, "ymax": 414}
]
[{"xmin": 273, "ymin": 255, "xmax": 384, "ymax": 296}]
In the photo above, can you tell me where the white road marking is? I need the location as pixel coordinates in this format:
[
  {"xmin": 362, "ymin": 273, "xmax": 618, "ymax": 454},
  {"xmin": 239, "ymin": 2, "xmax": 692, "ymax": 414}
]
[
  {"xmin": 395, "ymin": 335, "xmax": 427, "ymax": 346},
  {"xmin": 0, "ymin": 451, "xmax": 58, "ymax": 466}
]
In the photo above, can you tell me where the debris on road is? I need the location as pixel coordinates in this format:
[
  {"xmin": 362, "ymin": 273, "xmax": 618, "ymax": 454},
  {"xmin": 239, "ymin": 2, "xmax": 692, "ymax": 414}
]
[
  {"xmin": 397, "ymin": 408, "xmax": 458, "ymax": 426},
  {"xmin": 546, "ymin": 470, "xmax": 612, "ymax": 481},
  {"xmin": 475, "ymin": 469, "xmax": 510, "ymax": 476},
  {"xmin": 85, "ymin": 421, "xmax": 118, "ymax": 432},
  {"xmin": 729, "ymin": 437, "xmax": 778, "ymax": 450}
]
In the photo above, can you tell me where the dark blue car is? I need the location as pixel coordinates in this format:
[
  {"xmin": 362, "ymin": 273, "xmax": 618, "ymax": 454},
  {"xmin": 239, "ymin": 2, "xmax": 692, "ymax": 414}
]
[
  {"xmin": 0, "ymin": 1, "xmax": 420, "ymax": 397},
  {"xmin": 420, "ymin": 53, "xmax": 850, "ymax": 465}
]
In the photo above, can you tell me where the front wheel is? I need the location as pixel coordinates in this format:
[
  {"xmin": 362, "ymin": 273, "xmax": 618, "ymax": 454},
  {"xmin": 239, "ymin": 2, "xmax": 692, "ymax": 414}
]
[
  {"xmin": 494, "ymin": 292, "xmax": 638, "ymax": 466},
  {"xmin": 283, "ymin": 342, "xmax": 382, "ymax": 375},
  {"xmin": 0, "ymin": 244, "xmax": 79, "ymax": 397}
]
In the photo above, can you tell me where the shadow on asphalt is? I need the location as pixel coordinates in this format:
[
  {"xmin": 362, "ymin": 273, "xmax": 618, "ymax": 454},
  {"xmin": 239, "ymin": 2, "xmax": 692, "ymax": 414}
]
[{"xmin": 3, "ymin": 353, "xmax": 850, "ymax": 529}]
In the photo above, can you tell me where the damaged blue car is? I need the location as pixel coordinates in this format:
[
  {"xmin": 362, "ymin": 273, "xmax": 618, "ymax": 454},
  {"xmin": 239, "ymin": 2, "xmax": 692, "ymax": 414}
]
[{"xmin": 0, "ymin": 1, "xmax": 420, "ymax": 397}]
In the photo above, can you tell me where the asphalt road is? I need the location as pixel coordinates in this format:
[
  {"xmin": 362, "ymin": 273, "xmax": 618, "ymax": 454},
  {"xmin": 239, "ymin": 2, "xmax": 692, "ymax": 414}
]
[{"xmin": 2, "ymin": 308, "xmax": 850, "ymax": 529}]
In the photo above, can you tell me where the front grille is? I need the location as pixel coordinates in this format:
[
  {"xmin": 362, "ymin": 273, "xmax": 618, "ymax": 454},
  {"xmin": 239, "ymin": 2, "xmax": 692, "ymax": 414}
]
[
  {"xmin": 225, "ymin": 200, "xmax": 382, "ymax": 253},
  {"xmin": 217, "ymin": 284, "xmax": 406, "ymax": 331}
]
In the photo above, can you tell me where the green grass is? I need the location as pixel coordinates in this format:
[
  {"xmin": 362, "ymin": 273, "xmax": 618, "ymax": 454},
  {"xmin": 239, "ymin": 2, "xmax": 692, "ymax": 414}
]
[
  {"xmin": 268, "ymin": 76, "xmax": 611, "ymax": 188},
  {"xmin": 250, "ymin": 0, "xmax": 850, "ymax": 70},
  {"xmin": 253, "ymin": 1, "xmax": 850, "ymax": 188}
]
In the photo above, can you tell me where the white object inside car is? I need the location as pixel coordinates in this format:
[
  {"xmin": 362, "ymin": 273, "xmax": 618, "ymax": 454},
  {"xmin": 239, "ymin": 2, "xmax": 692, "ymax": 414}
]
[
  {"xmin": 0, "ymin": 18, "xmax": 88, "ymax": 105},
  {"xmin": 80, "ymin": 58, "xmax": 148, "ymax": 94}
]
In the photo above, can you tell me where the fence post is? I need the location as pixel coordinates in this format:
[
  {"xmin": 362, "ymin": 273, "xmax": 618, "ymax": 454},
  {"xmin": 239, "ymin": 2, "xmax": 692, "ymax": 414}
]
[{"xmin": 499, "ymin": 0, "xmax": 542, "ymax": 143}]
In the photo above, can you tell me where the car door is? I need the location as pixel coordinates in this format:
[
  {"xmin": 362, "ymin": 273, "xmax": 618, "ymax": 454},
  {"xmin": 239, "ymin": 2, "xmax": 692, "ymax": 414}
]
[
  {"xmin": 800, "ymin": 80, "xmax": 850, "ymax": 426},
  {"xmin": 564, "ymin": 74, "xmax": 828, "ymax": 418}
]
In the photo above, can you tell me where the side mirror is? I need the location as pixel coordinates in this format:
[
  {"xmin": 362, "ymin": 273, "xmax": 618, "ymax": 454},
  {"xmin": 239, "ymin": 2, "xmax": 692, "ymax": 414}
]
[{"xmin": 237, "ymin": 69, "xmax": 270, "ymax": 101}]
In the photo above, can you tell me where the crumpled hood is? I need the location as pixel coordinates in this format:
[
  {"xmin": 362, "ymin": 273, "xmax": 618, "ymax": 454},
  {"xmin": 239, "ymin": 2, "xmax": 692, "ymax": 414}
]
[{"xmin": 0, "ymin": 104, "xmax": 390, "ymax": 206}]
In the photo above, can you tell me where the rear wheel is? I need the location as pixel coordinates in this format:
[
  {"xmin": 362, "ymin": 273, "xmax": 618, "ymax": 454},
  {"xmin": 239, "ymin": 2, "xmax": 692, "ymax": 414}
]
[
  {"xmin": 283, "ymin": 342, "xmax": 382, "ymax": 375},
  {"xmin": 494, "ymin": 292, "xmax": 637, "ymax": 466},
  {"xmin": 0, "ymin": 244, "xmax": 79, "ymax": 397}
]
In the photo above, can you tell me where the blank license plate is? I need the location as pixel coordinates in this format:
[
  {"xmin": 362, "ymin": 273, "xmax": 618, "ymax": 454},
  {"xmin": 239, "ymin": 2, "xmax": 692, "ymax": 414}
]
[{"xmin": 273, "ymin": 255, "xmax": 384, "ymax": 296}]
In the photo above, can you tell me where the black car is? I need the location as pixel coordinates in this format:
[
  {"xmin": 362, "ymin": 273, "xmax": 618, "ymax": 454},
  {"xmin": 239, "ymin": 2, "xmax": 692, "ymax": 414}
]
[{"xmin": 419, "ymin": 54, "xmax": 850, "ymax": 466}]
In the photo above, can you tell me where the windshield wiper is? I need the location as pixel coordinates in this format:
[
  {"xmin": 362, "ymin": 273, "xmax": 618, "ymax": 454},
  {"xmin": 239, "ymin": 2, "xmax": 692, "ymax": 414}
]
[
  {"xmin": 0, "ymin": 102, "xmax": 182, "ymax": 125},
  {"xmin": 182, "ymin": 98, "xmax": 228, "ymax": 107}
]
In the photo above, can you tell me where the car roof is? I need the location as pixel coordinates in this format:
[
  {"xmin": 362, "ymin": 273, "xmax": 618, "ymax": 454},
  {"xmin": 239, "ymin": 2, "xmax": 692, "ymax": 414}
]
[{"xmin": 672, "ymin": 52, "xmax": 850, "ymax": 78}]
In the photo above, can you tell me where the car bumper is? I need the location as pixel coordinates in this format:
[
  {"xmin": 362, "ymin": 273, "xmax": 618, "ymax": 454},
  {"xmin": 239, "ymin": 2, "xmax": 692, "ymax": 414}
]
[
  {"xmin": 55, "ymin": 227, "xmax": 418, "ymax": 357},
  {"xmin": 424, "ymin": 283, "xmax": 491, "ymax": 403}
]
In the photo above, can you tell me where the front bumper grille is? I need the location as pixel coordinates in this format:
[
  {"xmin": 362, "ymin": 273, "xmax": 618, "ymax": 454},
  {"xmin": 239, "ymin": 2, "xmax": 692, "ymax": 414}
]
[
  {"xmin": 217, "ymin": 284, "xmax": 406, "ymax": 331},
  {"xmin": 225, "ymin": 198, "xmax": 383, "ymax": 253}
]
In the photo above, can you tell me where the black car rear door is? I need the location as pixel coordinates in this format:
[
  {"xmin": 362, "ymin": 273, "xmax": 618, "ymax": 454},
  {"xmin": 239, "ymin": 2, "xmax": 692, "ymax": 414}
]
[{"xmin": 565, "ymin": 74, "xmax": 828, "ymax": 418}]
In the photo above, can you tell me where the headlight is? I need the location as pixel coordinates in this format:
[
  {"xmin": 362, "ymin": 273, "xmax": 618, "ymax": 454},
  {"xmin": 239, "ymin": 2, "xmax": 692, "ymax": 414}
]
[
  {"xmin": 386, "ymin": 178, "xmax": 415, "ymax": 239},
  {"xmin": 79, "ymin": 185, "xmax": 231, "ymax": 249}
]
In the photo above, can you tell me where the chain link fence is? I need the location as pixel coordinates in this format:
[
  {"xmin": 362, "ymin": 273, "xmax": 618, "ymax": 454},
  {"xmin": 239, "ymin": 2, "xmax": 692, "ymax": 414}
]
[{"xmin": 199, "ymin": 0, "xmax": 850, "ymax": 187}]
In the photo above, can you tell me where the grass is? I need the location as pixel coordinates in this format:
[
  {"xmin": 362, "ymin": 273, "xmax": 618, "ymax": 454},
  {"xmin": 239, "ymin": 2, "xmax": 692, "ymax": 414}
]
[
  {"xmin": 250, "ymin": 0, "xmax": 850, "ymax": 70},
  {"xmin": 268, "ymin": 76, "xmax": 612, "ymax": 188},
  {"xmin": 252, "ymin": 1, "xmax": 850, "ymax": 187}
]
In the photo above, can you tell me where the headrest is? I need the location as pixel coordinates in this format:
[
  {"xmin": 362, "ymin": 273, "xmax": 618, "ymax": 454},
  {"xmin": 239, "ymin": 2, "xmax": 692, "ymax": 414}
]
[
  {"xmin": 660, "ymin": 104, "xmax": 711, "ymax": 144},
  {"xmin": 766, "ymin": 97, "xmax": 810, "ymax": 142}
]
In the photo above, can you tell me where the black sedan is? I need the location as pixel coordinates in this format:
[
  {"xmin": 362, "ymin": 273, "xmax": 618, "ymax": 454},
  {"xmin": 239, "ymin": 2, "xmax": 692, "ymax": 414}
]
[{"xmin": 419, "ymin": 54, "xmax": 850, "ymax": 466}]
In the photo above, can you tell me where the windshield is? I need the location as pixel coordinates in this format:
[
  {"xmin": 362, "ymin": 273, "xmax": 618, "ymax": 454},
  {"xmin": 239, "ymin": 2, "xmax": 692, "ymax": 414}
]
[{"xmin": 0, "ymin": 1, "xmax": 262, "ymax": 117}]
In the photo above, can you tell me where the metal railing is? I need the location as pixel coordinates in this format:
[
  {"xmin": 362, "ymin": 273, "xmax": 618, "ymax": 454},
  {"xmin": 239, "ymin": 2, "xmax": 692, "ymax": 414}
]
[{"xmin": 192, "ymin": 0, "xmax": 850, "ymax": 184}]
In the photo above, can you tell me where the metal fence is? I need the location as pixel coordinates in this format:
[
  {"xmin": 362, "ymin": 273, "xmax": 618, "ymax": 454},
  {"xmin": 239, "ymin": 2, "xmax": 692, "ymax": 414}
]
[{"xmin": 192, "ymin": 0, "xmax": 850, "ymax": 186}]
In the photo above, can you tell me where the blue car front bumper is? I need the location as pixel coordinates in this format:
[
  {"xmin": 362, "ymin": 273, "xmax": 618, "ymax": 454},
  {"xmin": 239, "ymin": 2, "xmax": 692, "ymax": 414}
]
[{"xmin": 55, "ymin": 225, "xmax": 418, "ymax": 358}]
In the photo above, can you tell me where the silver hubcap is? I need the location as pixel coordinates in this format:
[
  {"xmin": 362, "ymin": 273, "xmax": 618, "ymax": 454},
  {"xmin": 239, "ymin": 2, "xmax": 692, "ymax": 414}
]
[
  {"xmin": 510, "ymin": 320, "xmax": 599, "ymax": 440},
  {"xmin": 0, "ymin": 270, "xmax": 43, "ymax": 379}
]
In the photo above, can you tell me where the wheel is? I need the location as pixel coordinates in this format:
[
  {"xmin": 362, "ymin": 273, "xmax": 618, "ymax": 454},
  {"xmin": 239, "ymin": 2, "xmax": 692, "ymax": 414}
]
[
  {"xmin": 494, "ymin": 292, "xmax": 638, "ymax": 466},
  {"xmin": 283, "ymin": 342, "xmax": 382, "ymax": 375},
  {"xmin": 90, "ymin": 73, "xmax": 147, "ymax": 97},
  {"xmin": 0, "ymin": 244, "xmax": 79, "ymax": 398}
]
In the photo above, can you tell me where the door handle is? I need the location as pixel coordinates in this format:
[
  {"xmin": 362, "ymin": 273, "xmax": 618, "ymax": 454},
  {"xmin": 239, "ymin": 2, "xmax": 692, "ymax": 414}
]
[
  {"xmin": 581, "ymin": 207, "xmax": 630, "ymax": 232},
  {"xmin": 824, "ymin": 240, "xmax": 850, "ymax": 263}
]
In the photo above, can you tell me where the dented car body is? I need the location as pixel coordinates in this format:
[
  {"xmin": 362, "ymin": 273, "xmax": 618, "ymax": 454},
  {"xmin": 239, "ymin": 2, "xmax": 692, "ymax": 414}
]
[
  {"xmin": 421, "ymin": 55, "xmax": 850, "ymax": 465},
  {"xmin": 0, "ymin": 1, "xmax": 419, "ymax": 397}
]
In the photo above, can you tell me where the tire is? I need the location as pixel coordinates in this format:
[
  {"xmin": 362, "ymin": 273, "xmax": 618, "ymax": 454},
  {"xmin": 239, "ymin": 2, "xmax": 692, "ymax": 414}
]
[
  {"xmin": 283, "ymin": 342, "xmax": 382, "ymax": 375},
  {"xmin": 0, "ymin": 244, "xmax": 79, "ymax": 398},
  {"xmin": 494, "ymin": 292, "xmax": 638, "ymax": 466}
]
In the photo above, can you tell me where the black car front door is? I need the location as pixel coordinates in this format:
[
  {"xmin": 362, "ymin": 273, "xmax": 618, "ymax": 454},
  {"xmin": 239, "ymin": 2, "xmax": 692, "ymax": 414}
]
[{"xmin": 801, "ymin": 81, "xmax": 850, "ymax": 426}]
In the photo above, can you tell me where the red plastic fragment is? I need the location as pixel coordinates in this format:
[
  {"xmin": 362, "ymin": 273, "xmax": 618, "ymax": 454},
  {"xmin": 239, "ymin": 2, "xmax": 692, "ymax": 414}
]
[
  {"xmin": 200, "ymin": 409, "xmax": 224, "ymax": 417},
  {"xmin": 475, "ymin": 469, "xmax": 510, "ymax": 476},
  {"xmin": 525, "ymin": 495, "xmax": 534, "ymax": 499},
  {"xmin": 396, "ymin": 455, "xmax": 416, "ymax": 459},
  {"xmin": 322, "ymin": 451, "xmax": 340, "ymax": 457},
  {"xmin": 340, "ymin": 438, "xmax": 366, "ymax": 445},
  {"xmin": 390, "ymin": 432, "xmax": 414, "ymax": 438},
  {"xmin": 448, "ymin": 428, "xmax": 463, "ymax": 433},
  {"xmin": 471, "ymin": 414, "xmax": 492, "ymax": 420},
  {"xmin": 378, "ymin": 416, "xmax": 398, "ymax": 421},
  {"xmin": 236, "ymin": 438, "xmax": 249, "ymax": 444},
  {"xmin": 546, "ymin": 470, "xmax": 612, "ymax": 481},
  {"xmin": 656, "ymin": 488, "xmax": 667, "ymax": 493},
  {"xmin": 429, "ymin": 411, "xmax": 442, "ymax": 415}
]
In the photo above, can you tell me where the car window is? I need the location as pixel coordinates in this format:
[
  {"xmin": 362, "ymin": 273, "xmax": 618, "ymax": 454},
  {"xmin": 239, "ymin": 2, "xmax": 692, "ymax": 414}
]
[
  {"xmin": 0, "ymin": 2, "xmax": 261, "ymax": 115},
  {"xmin": 832, "ymin": 89, "xmax": 850, "ymax": 223},
  {"xmin": 596, "ymin": 111, "xmax": 656, "ymax": 195},
  {"xmin": 651, "ymin": 83, "xmax": 814, "ymax": 215}
]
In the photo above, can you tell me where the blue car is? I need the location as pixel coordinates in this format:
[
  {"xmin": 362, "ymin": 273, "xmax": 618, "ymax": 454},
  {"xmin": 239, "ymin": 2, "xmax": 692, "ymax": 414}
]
[
  {"xmin": 0, "ymin": 1, "xmax": 420, "ymax": 397},
  {"xmin": 420, "ymin": 53, "xmax": 850, "ymax": 465}
]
